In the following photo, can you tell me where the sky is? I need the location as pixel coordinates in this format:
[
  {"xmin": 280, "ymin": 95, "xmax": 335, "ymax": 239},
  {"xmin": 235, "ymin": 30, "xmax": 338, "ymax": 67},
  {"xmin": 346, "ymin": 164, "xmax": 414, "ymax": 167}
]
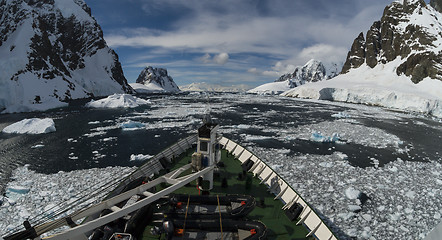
[{"xmin": 84, "ymin": 0, "xmax": 394, "ymax": 88}]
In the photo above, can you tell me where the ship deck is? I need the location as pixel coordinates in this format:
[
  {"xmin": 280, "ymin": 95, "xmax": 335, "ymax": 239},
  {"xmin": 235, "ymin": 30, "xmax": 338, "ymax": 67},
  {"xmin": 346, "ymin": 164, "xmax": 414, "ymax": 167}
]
[{"xmin": 139, "ymin": 149, "xmax": 313, "ymax": 240}]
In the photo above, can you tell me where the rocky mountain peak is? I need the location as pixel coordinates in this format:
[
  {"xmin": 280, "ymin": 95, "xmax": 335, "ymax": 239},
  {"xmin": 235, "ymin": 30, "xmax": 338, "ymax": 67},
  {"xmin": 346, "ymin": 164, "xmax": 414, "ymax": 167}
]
[
  {"xmin": 341, "ymin": 0, "xmax": 442, "ymax": 83},
  {"xmin": 136, "ymin": 66, "xmax": 180, "ymax": 92},
  {"xmin": 276, "ymin": 59, "xmax": 327, "ymax": 85}
]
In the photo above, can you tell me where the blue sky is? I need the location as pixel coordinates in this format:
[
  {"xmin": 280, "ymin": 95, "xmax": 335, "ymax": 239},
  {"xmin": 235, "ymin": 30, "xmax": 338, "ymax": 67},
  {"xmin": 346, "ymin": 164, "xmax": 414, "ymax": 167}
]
[{"xmin": 85, "ymin": 0, "xmax": 393, "ymax": 87}]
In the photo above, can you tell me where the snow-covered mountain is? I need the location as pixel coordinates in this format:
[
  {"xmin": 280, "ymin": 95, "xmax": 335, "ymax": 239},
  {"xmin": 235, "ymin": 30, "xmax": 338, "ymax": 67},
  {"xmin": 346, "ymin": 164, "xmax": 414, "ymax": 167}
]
[
  {"xmin": 180, "ymin": 82, "xmax": 249, "ymax": 92},
  {"xmin": 283, "ymin": 0, "xmax": 442, "ymax": 118},
  {"xmin": 0, "ymin": 0, "xmax": 133, "ymax": 113},
  {"xmin": 130, "ymin": 66, "xmax": 180, "ymax": 93},
  {"xmin": 248, "ymin": 59, "xmax": 330, "ymax": 94},
  {"xmin": 341, "ymin": 0, "xmax": 442, "ymax": 83}
]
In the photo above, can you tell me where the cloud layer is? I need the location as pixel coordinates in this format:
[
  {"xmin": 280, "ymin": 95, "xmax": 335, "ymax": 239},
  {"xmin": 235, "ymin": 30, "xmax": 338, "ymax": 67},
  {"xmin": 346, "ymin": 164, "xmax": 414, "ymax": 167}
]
[{"xmin": 91, "ymin": 0, "xmax": 393, "ymax": 86}]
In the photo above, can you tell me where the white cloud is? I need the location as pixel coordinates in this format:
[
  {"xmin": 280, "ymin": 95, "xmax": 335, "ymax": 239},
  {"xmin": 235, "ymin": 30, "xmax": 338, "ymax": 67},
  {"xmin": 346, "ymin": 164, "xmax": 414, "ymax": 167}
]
[
  {"xmin": 200, "ymin": 53, "xmax": 212, "ymax": 63},
  {"xmin": 213, "ymin": 53, "xmax": 229, "ymax": 65},
  {"xmin": 298, "ymin": 44, "xmax": 347, "ymax": 66},
  {"xmin": 197, "ymin": 53, "xmax": 229, "ymax": 65}
]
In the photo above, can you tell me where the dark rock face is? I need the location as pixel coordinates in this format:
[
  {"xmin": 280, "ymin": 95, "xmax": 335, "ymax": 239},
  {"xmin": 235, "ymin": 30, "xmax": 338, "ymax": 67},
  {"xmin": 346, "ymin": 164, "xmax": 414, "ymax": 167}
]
[
  {"xmin": 136, "ymin": 66, "xmax": 180, "ymax": 92},
  {"xmin": 341, "ymin": 33, "xmax": 366, "ymax": 73},
  {"xmin": 0, "ymin": 0, "xmax": 132, "ymax": 108},
  {"xmin": 341, "ymin": 0, "xmax": 442, "ymax": 83}
]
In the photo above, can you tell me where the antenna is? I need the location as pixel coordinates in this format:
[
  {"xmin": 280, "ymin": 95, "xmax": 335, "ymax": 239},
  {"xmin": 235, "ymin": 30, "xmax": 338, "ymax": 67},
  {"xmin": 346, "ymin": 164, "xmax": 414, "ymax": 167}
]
[{"xmin": 202, "ymin": 92, "xmax": 213, "ymax": 124}]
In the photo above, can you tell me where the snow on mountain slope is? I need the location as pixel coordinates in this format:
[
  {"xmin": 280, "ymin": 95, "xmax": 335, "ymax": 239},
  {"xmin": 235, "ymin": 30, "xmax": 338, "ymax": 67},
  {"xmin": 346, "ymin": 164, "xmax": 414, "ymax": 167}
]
[
  {"xmin": 248, "ymin": 59, "xmax": 329, "ymax": 95},
  {"xmin": 283, "ymin": 0, "xmax": 442, "ymax": 118},
  {"xmin": 130, "ymin": 66, "xmax": 180, "ymax": 93},
  {"xmin": 0, "ymin": 0, "xmax": 132, "ymax": 113}
]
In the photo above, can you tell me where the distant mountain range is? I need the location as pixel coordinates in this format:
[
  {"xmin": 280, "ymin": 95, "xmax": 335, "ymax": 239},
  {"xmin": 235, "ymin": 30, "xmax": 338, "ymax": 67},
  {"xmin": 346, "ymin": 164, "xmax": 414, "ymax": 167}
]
[
  {"xmin": 248, "ymin": 59, "xmax": 337, "ymax": 94},
  {"xmin": 180, "ymin": 82, "xmax": 249, "ymax": 93},
  {"xmin": 130, "ymin": 66, "xmax": 180, "ymax": 93},
  {"xmin": 0, "ymin": 0, "xmax": 132, "ymax": 113}
]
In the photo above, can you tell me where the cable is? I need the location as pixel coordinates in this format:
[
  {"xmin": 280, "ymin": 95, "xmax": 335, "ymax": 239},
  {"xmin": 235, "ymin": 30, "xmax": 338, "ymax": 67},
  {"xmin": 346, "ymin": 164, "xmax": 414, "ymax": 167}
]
[{"xmin": 182, "ymin": 194, "xmax": 190, "ymax": 238}]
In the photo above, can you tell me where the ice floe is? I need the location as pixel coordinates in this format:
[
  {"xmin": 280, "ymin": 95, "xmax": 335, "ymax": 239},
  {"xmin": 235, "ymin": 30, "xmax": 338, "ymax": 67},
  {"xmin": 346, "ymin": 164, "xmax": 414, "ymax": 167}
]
[
  {"xmin": 86, "ymin": 94, "xmax": 150, "ymax": 109},
  {"xmin": 130, "ymin": 154, "xmax": 153, "ymax": 162},
  {"xmin": 1, "ymin": 118, "xmax": 56, "ymax": 134}
]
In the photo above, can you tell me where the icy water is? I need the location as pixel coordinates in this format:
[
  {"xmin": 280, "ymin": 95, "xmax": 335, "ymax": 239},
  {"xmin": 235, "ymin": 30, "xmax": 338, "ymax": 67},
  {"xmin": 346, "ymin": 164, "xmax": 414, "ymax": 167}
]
[{"xmin": 0, "ymin": 93, "xmax": 441, "ymax": 239}]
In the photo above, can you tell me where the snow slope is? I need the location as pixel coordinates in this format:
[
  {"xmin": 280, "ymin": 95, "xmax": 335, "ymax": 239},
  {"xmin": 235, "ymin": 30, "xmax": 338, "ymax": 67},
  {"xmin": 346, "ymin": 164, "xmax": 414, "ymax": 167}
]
[
  {"xmin": 247, "ymin": 81, "xmax": 294, "ymax": 95},
  {"xmin": 282, "ymin": 59, "xmax": 442, "ymax": 118}
]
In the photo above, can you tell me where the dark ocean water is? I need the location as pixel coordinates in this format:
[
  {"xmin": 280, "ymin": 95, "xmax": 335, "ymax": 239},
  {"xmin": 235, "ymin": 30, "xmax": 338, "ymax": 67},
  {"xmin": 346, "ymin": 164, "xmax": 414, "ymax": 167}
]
[{"xmin": 0, "ymin": 93, "xmax": 441, "ymax": 193}]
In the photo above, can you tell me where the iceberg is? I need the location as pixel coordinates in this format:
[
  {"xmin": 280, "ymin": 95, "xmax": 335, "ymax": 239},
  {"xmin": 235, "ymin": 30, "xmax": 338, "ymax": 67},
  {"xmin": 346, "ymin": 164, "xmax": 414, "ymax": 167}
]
[
  {"xmin": 86, "ymin": 94, "xmax": 150, "ymax": 109},
  {"xmin": 120, "ymin": 121, "xmax": 145, "ymax": 131},
  {"xmin": 310, "ymin": 132, "xmax": 340, "ymax": 143},
  {"xmin": 2, "ymin": 118, "xmax": 56, "ymax": 134}
]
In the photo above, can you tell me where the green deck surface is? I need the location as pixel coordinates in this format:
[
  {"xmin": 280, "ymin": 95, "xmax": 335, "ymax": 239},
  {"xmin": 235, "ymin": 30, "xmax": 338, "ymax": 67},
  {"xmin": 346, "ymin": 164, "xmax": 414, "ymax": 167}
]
[{"xmin": 139, "ymin": 149, "xmax": 312, "ymax": 240}]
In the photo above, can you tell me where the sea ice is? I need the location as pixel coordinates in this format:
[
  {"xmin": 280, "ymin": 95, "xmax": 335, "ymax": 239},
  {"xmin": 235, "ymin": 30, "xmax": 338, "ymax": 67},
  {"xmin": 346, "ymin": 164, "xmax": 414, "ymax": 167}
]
[
  {"xmin": 2, "ymin": 118, "xmax": 56, "ymax": 134},
  {"xmin": 86, "ymin": 94, "xmax": 150, "ymax": 109},
  {"xmin": 0, "ymin": 165, "xmax": 136, "ymax": 236}
]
